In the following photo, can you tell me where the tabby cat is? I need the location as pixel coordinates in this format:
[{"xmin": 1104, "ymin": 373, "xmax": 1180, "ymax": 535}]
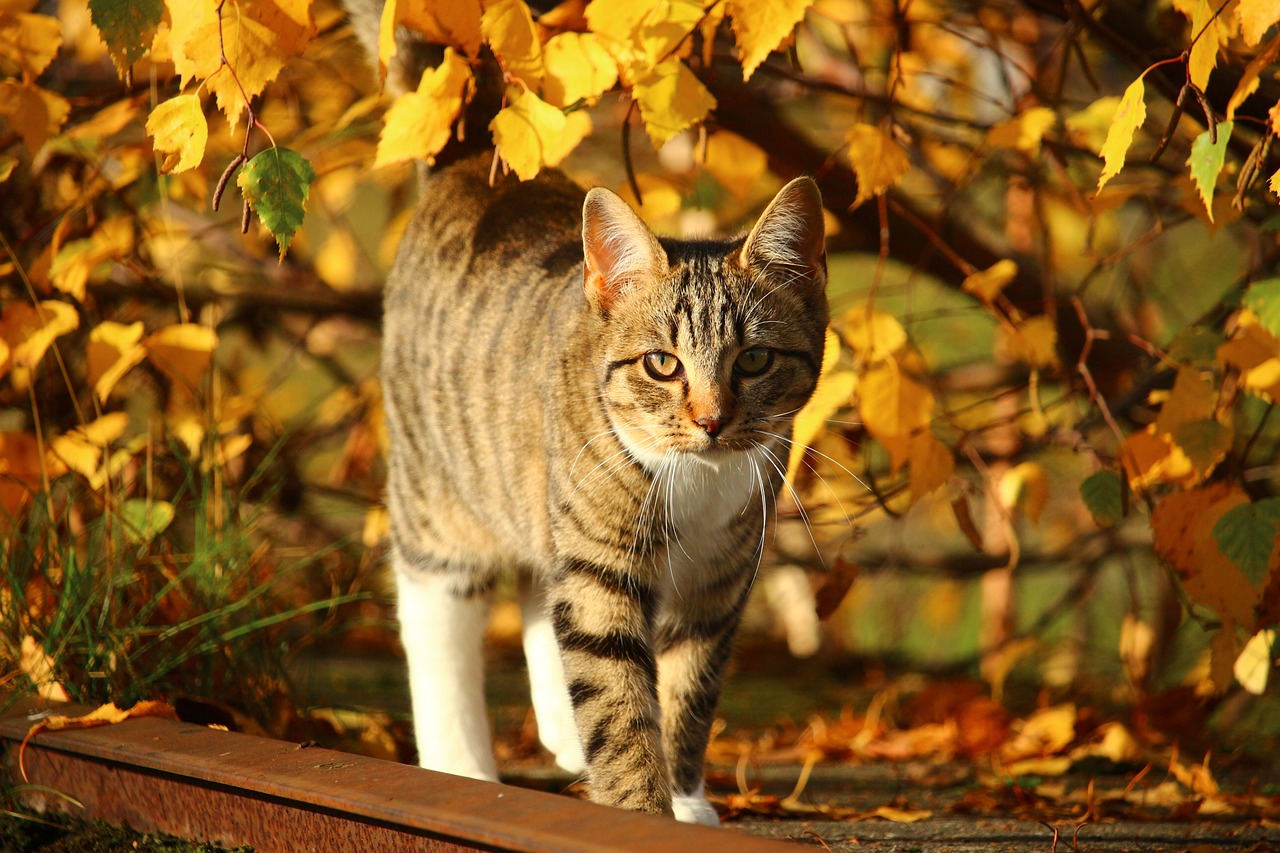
[{"xmin": 364, "ymin": 12, "xmax": 830, "ymax": 828}]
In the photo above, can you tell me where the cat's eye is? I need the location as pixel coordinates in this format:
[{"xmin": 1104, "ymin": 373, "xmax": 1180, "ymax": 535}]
[
  {"xmin": 734, "ymin": 348, "xmax": 774, "ymax": 377},
  {"xmin": 644, "ymin": 352, "xmax": 683, "ymax": 380}
]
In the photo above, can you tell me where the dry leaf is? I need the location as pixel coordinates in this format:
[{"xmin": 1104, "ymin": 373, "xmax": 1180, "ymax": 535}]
[{"xmin": 21, "ymin": 700, "xmax": 178, "ymax": 781}]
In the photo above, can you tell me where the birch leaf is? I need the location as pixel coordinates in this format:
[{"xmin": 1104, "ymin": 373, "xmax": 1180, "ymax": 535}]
[
  {"xmin": 375, "ymin": 48, "xmax": 472, "ymax": 167},
  {"xmin": 985, "ymin": 107, "xmax": 1056, "ymax": 155},
  {"xmin": 88, "ymin": 0, "xmax": 162, "ymax": 77},
  {"xmin": 0, "ymin": 300, "xmax": 80, "ymax": 391},
  {"xmin": 1237, "ymin": 0, "xmax": 1280, "ymax": 46},
  {"xmin": 0, "ymin": 11, "xmax": 63, "ymax": 79},
  {"xmin": 1096, "ymin": 76, "xmax": 1146, "ymax": 191},
  {"xmin": 543, "ymin": 31, "xmax": 617, "ymax": 108},
  {"xmin": 633, "ymin": 59, "xmax": 715, "ymax": 147},
  {"xmin": 87, "ymin": 320, "xmax": 146, "ymax": 403},
  {"xmin": 1187, "ymin": 121, "xmax": 1232, "ymax": 222},
  {"xmin": 846, "ymin": 123, "xmax": 909, "ymax": 208},
  {"xmin": 146, "ymin": 94, "xmax": 208, "ymax": 174},
  {"xmin": 1187, "ymin": 0, "xmax": 1219, "ymax": 90},
  {"xmin": 726, "ymin": 0, "xmax": 814, "ymax": 81},
  {"xmin": 962, "ymin": 259, "xmax": 1018, "ymax": 302},
  {"xmin": 492, "ymin": 91, "xmax": 590, "ymax": 181},
  {"xmin": 236, "ymin": 147, "xmax": 316, "ymax": 258},
  {"xmin": 1211, "ymin": 498, "xmax": 1280, "ymax": 585},
  {"xmin": 1242, "ymin": 278, "xmax": 1280, "ymax": 338},
  {"xmin": 787, "ymin": 330, "xmax": 852, "ymax": 482},
  {"xmin": 480, "ymin": 0, "xmax": 541, "ymax": 89}
]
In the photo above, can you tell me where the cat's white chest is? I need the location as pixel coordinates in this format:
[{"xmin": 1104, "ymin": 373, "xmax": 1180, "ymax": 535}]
[{"xmin": 664, "ymin": 450, "xmax": 762, "ymax": 534}]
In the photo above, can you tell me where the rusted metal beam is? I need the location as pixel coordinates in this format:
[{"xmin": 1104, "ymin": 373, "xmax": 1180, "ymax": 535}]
[{"xmin": 0, "ymin": 694, "xmax": 799, "ymax": 852}]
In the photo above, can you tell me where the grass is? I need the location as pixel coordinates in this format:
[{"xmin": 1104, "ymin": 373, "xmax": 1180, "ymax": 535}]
[
  {"xmin": 0, "ymin": 805, "xmax": 251, "ymax": 853},
  {"xmin": 0, "ymin": 439, "xmax": 367, "ymax": 726}
]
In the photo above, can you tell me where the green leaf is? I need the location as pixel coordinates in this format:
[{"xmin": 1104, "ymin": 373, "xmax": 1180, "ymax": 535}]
[
  {"xmin": 1166, "ymin": 326, "xmax": 1225, "ymax": 367},
  {"xmin": 1187, "ymin": 121, "xmax": 1233, "ymax": 222},
  {"xmin": 88, "ymin": 0, "xmax": 164, "ymax": 78},
  {"xmin": 1080, "ymin": 469, "xmax": 1124, "ymax": 525},
  {"xmin": 1242, "ymin": 277, "xmax": 1280, "ymax": 338},
  {"xmin": 117, "ymin": 499, "xmax": 174, "ymax": 545},
  {"xmin": 237, "ymin": 147, "xmax": 316, "ymax": 259},
  {"xmin": 1211, "ymin": 498, "xmax": 1280, "ymax": 585},
  {"xmin": 1173, "ymin": 418, "xmax": 1232, "ymax": 476}
]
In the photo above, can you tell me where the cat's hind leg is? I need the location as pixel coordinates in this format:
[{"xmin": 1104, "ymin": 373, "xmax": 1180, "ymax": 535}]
[
  {"xmin": 395, "ymin": 552, "xmax": 499, "ymax": 782},
  {"xmin": 518, "ymin": 574, "xmax": 586, "ymax": 774}
]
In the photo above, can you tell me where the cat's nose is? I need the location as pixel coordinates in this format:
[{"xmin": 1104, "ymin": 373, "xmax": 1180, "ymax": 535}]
[{"xmin": 695, "ymin": 416, "xmax": 725, "ymax": 437}]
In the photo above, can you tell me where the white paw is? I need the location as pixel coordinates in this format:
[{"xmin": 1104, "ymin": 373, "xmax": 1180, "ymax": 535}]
[
  {"xmin": 553, "ymin": 737, "xmax": 586, "ymax": 775},
  {"xmin": 672, "ymin": 794, "xmax": 720, "ymax": 826}
]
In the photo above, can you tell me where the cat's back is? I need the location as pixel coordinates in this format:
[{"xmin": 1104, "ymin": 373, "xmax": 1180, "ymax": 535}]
[{"xmin": 382, "ymin": 157, "xmax": 591, "ymax": 564}]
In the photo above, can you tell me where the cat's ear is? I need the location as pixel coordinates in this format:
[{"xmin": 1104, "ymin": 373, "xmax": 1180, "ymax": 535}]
[
  {"xmin": 582, "ymin": 187, "xmax": 668, "ymax": 313},
  {"xmin": 740, "ymin": 177, "xmax": 826, "ymax": 288}
]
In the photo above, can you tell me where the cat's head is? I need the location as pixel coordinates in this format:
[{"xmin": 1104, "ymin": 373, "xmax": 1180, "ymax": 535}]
[{"xmin": 582, "ymin": 178, "xmax": 829, "ymax": 469}]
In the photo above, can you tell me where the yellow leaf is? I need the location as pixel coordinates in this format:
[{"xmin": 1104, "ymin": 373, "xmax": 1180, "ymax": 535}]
[
  {"xmin": 841, "ymin": 309, "xmax": 906, "ymax": 361},
  {"xmin": 846, "ymin": 123, "xmax": 909, "ymax": 208},
  {"xmin": 616, "ymin": 172, "xmax": 684, "ymax": 225},
  {"xmin": 1271, "ymin": 166, "xmax": 1280, "ymax": 198},
  {"xmin": 165, "ymin": 0, "xmax": 217, "ymax": 88},
  {"xmin": 19, "ymin": 636, "xmax": 68, "ymax": 703},
  {"xmin": 374, "ymin": 47, "xmax": 472, "ymax": 168},
  {"xmin": 702, "ymin": 130, "xmax": 767, "ymax": 199},
  {"xmin": 315, "ymin": 228, "xmax": 357, "ymax": 290},
  {"xmin": 48, "ymin": 412, "xmax": 130, "ymax": 479},
  {"xmin": 146, "ymin": 94, "xmax": 208, "ymax": 174},
  {"xmin": 726, "ymin": 0, "xmax": 814, "ymax": 81},
  {"xmin": 21, "ymin": 700, "xmax": 179, "ymax": 777},
  {"xmin": 998, "ymin": 461, "xmax": 1050, "ymax": 525},
  {"xmin": 998, "ymin": 315, "xmax": 1058, "ymax": 369},
  {"xmin": 1096, "ymin": 76, "xmax": 1146, "ymax": 191},
  {"xmin": 858, "ymin": 359, "xmax": 934, "ymax": 442},
  {"xmin": 480, "ymin": 0, "xmax": 541, "ymax": 89},
  {"xmin": 543, "ymin": 31, "xmax": 617, "ymax": 108},
  {"xmin": 0, "ymin": 79, "xmax": 69, "ymax": 154},
  {"xmin": 787, "ymin": 331, "xmax": 854, "ymax": 481},
  {"xmin": 962, "ymin": 259, "xmax": 1018, "ymax": 303},
  {"xmin": 249, "ymin": 0, "xmax": 315, "ymax": 56},
  {"xmin": 0, "ymin": 10, "xmax": 62, "ymax": 79},
  {"xmin": 633, "ymin": 59, "xmax": 715, "ymax": 147},
  {"xmin": 49, "ymin": 215, "xmax": 134, "ymax": 301},
  {"xmin": 492, "ymin": 91, "xmax": 590, "ymax": 181},
  {"xmin": 1234, "ymin": 628, "xmax": 1274, "ymax": 695},
  {"xmin": 1227, "ymin": 31, "xmax": 1280, "ymax": 120},
  {"xmin": 381, "ymin": 0, "xmax": 482, "ymax": 79},
  {"xmin": 87, "ymin": 320, "xmax": 146, "ymax": 403},
  {"xmin": 1187, "ymin": 0, "xmax": 1220, "ymax": 90},
  {"xmin": 907, "ymin": 430, "xmax": 954, "ymax": 501},
  {"xmin": 144, "ymin": 323, "xmax": 217, "ymax": 392},
  {"xmin": 584, "ymin": 0, "xmax": 646, "ymax": 53},
  {"xmin": 0, "ymin": 300, "xmax": 79, "ymax": 391},
  {"xmin": 636, "ymin": 0, "xmax": 703, "ymax": 71},
  {"xmin": 1218, "ymin": 309, "xmax": 1280, "ymax": 401},
  {"xmin": 0, "ymin": 152, "xmax": 14, "ymax": 181},
  {"xmin": 1002, "ymin": 703, "xmax": 1076, "ymax": 760},
  {"xmin": 862, "ymin": 806, "xmax": 933, "ymax": 823},
  {"xmin": 1237, "ymin": 0, "xmax": 1280, "ymax": 46},
  {"xmin": 985, "ymin": 106, "xmax": 1056, "ymax": 155},
  {"xmin": 1064, "ymin": 95, "xmax": 1119, "ymax": 154},
  {"xmin": 185, "ymin": 3, "xmax": 287, "ymax": 124}
]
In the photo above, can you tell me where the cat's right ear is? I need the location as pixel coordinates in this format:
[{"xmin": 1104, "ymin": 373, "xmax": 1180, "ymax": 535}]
[{"xmin": 582, "ymin": 188, "xmax": 668, "ymax": 314}]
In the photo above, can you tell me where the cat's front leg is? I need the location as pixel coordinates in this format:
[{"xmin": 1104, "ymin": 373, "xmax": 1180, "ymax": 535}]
[
  {"xmin": 548, "ymin": 558, "xmax": 670, "ymax": 816},
  {"xmin": 655, "ymin": 565, "xmax": 755, "ymax": 826}
]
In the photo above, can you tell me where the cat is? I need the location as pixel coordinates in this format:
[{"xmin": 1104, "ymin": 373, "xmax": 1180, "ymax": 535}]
[{"xmin": 359, "ymin": 5, "xmax": 830, "ymax": 826}]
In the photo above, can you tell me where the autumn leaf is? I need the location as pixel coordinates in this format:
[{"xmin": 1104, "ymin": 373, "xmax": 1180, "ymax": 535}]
[
  {"xmin": 985, "ymin": 106, "xmax": 1055, "ymax": 155},
  {"xmin": 1187, "ymin": 122, "xmax": 1232, "ymax": 222},
  {"xmin": 633, "ymin": 59, "xmax": 716, "ymax": 147},
  {"xmin": 858, "ymin": 360, "xmax": 934, "ymax": 448},
  {"xmin": 237, "ymin": 147, "xmax": 316, "ymax": 258},
  {"xmin": 907, "ymin": 430, "xmax": 954, "ymax": 501},
  {"xmin": 0, "ymin": 432, "xmax": 53, "ymax": 523},
  {"xmin": 0, "ymin": 300, "xmax": 80, "ymax": 391},
  {"xmin": 21, "ymin": 700, "xmax": 178, "ymax": 781},
  {"xmin": 1211, "ymin": 498, "xmax": 1280, "ymax": 586},
  {"xmin": 146, "ymin": 94, "xmax": 208, "ymax": 174},
  {"xmin": 87, "ymin": 320, "xmax": 146, "ymax": 403},
  {"xmin": 117, "ymin": 497, "xmax": 176, "ymax": 545},
  {"xmin": 184, "ymin": 2, "xmax": 287, "ymax": 124},
  {"xmin": 480, "ymin": 0, "xmax": 542, "ymax": 90},
  {"xmin": 1234, "ymin": 628, "xmax": 1275, "ymax": 695},
  {"xmin": 0, "ymin": 11, "xmax": 63, "ymax": 80},
  {"xmin": 1237, "ymin": 0, "xmax": 1280, "ymax": 46},
  {"xmin": 0, "ymin": 79, "xmax": 70, "ymax": 154},
  {"xmin": 1217, "ymin": 309, "xmax": 1280, "ymax": 401},
  {"xmin": 1097, "ymin": 75, "xmax": 1146, "ymax": 191},
  {"xmin": 726, "ymin": 0, "xmax": 814, "ymax": 81},
  {"xmin": 491, "ymin": 90, "xmax": 590, "ymax": 181},
  {"xmin": 381, "ymin": 0, "xmax": 482, "ymax": 78},
  {"xmin": 962, "ymin": 259, "xmax": 1018, "ymax": 303},
  {"xmin": 999, "ymin": 315, "xmax": 1058, "ymax": 369},
  {"xmin": 49, "ymin": 412, "xmax": 130, "ymax": 480},
  {"xmin": 846, "ymin": 123, "xmax": 909, "ymax": 208},
  {"xmin": 841, "ymin": 309, "xmax": 907, "ymax": 362},
  {"xmin": 144, "ymin": 323, "xmax": 218, "ymax": 392},
  {"xmin": 702, "ymin": 130, "xmax": 767, "ymax": 198},
  {"xmin": 1187, "ymin": 0, "xmax": 1220, "ymax": 90},
  {"xmin": 375, "ymin": 47, "xmax": 472, "ymax": 168},
  {"xmin": 787, "ymin": 330, "xmax": 854, "ymax": 482},
  {"xmin": 1155, "ymin": 366, "xmax": 1217, "ymax": 438},
  {"xmin": 88, "ymin": 0, "xmax": 162, "ymax": 78},
  {"xmin": 543, "ymin": 32, "xmax": 617, "ymax": 108},
  {"xmin": 1227, "ymin": 32, "xmax": 1280, "ymax": 120}
]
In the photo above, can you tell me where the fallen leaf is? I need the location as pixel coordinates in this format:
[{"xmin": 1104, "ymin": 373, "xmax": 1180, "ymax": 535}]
[{"xmin": 21, "ymin": 700, "xmax": 178, "ymax": 781}]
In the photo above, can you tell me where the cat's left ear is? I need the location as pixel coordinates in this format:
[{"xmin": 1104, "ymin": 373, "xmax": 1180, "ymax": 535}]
[
  {"xmin": 582, "ymin": 187, "xmax": 668, "ymax": 314},
  {"xmin": 739, "ymin": 177, "xmax": 827, "ymax": 289}
]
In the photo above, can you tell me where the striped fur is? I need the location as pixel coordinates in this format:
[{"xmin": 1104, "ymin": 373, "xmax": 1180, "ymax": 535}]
[{"xmin": 383, "ymin": 155, "xmax": 828, "ymax": 823}]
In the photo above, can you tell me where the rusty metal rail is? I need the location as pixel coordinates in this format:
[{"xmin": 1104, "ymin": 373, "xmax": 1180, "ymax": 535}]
[{"xmin": 1, "ymin": 694, "xmax": 798, "ymax": 852}]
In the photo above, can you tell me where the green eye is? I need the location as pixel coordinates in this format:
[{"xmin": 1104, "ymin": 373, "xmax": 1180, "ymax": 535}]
[
  {"xmin": 644, "ymin": 352, "xmax": 683, "ymax": 380},
  {"xmin": 735, "ymin": 348, "xmax": 773, "ymax": 377}
]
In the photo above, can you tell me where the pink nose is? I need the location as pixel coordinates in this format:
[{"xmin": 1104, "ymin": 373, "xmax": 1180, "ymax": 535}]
[{"xmin": 696, "ymin": 417, "xmax": 724, "ymax": 437}]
